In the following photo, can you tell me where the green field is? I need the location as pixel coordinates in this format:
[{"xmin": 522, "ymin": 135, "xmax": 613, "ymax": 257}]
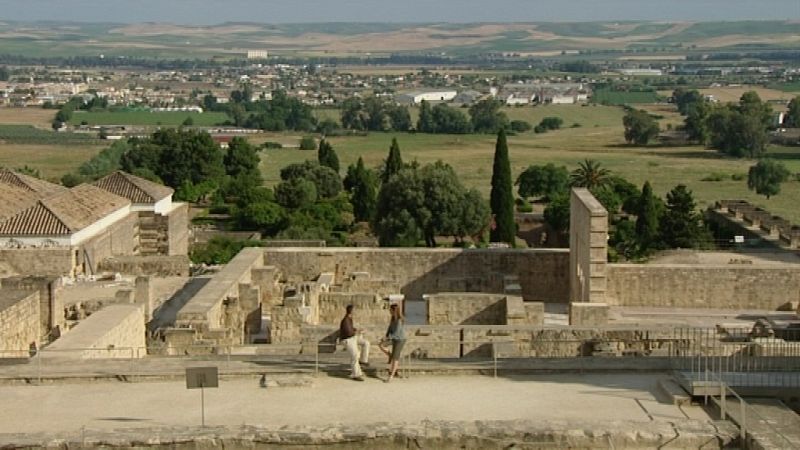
[
  {"xmin": 0, "ymin": 125, "xmax": 99, "ymax": 145},
  {"xmin": 69, "ymin": 111, "xmax": 230, "ymax": 127},
  {"xmin": 591, "ymin": 89, "xmax": 662, "ymax": 105},
  {"xmin": 769, "ymin": 82, "xmax": 800, "ymax": 93}
]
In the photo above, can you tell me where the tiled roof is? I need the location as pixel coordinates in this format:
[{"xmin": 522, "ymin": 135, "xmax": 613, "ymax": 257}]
[
  {"xmin": 0, "ymin": 183, "xmax": 39, "ymax": 223},
  {"xmin": 93, "ymin": 171, "xmax": 173, "ymax": 204},
  {"xmin": 0, "ymin": 168, "xmax": 67, "ymax": 197},
  {"xmin": 0, "ymin": 184, "xmax": 130, "ymax": 237}
]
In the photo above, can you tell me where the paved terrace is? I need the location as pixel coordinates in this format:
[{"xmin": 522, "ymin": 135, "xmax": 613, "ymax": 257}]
[{"xmin": 0, "ymin": 374, "xmax": 718, "ymax": 440}]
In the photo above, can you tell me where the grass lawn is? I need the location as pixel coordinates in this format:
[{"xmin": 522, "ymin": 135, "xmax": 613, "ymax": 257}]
[
  {"xmin": 0, "ymin": 143, "xmax": 105, "ymax": 181},
  {"xmin": 69, "ymin": 111, "xmax": 229, "ymax": 127}
]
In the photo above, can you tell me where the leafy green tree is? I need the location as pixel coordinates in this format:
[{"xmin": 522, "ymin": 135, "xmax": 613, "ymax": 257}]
[
  {"xmin": 363, "ymin": 97, "xmax": 389, "ymax": 131},
  {"xmin": 510, "ymin": 120, "xmax": 532, "ymax": 133},
  {"xmin": 708, "ymin": 106, "xmax": 768, "ymax": 158},
  {"xmin": 182, "ymin": 116, "xmax": 194, "ymax": 127},
  {"xmin": 224, "ymin": 137, "xmax": 261, "ymax": 179},
  {"xmin": 121, "ymin": 128, "xmax": 224, "ymax": 198},
  {"xmin": 373, "ymin": 168, "xmax": 425, "ymax": 247},
  {"xmin": 387, "ymin": 104, "xmax": 412, "ymax": 131},
  {"xmin": 784, "ymin": 96, "xmax": 800, "ymax": 127},
  {"xmin": 738, "ymin": 91, "xmax": 773, "ymax": 129},
  {"xmin": 457, "ymin": 189, "xmax": 491, "ymax": 243},
  {"xmin": 299, "ymin": 136, "xmax": 316, "ymax": 150},
  {"xmin": 430, "ymin": 103, "xmax": 471, "ymax": 134},
  {"xmin": 534, "ymin": 117, "xmax": 564, "ymax": 134},
  {"xmin": 235, "ymin": 201, "xmax": 287, "ymax": 235},
  {"xmin": 344, "ymin": 157, "xmax": 377, "ymax": 222},
  {"xmin": 623, "ymin": 109, "xmax": 660, "ymax": 145},
  {"xmin": 635, "ymin": 182, "xmax": 661, "ymax": 252},
  {"xmin": 672, "ymin": 88, "xmax": 704, "ymax": 115},
  {"xmin": 515, "ymin": 163, "xmax": 569, "ymax": 200},
  {"xmin": 684, "ymin": 100, "xmax": 712, "ymax": 144},
  {"xmin": 489, "ymin": 129, "xmax": 515, "ymax": 245},
  {"xmin": 543, "ymin": 193, "xmax": 570, "ymax": 234},
  {"xmin": 469, "ymin": 99, "xmax": 509, "ymax": 133},
  {"xmin": 382, "ymin": 138, "xmax": 404, "ymax": 183},
  {"xmin": 317, "ymin": 139, "xmax": 340, "ymax": 173},
  {"xmin": 661, "ymin": 185, "xmax": 710, "ymax": 249},
  {"xmin": 416, "ymin": 100, "xmax": 435, "ymax": 133},
  {"xmin": 570, "ymin": 159, "xmax": 610, "ymax": 189},
  {"xmin": 340, "ymin": 97, "xmax": 366, "ymax": 130},
  {"xmin": 279, "ymin": 161, "xmax": 342, "ymax": 199},
  {"xmin": 747, "ymin": 159, "xmax": 790, "ymax": 199},
  {"xmin": 275, "ymin": 178, "xmax": 318, "ymax": 208}
]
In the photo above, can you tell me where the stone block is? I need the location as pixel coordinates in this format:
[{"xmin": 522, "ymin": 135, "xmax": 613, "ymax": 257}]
[{"xmin": 569, "ymin": 302, "xmax": 608, "ymax": 327}]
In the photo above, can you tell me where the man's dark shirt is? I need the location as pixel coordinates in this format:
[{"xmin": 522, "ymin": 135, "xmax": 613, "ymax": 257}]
[{"xmin": 339, "ymin": 315, "xmax": 355, "ymax": 340}]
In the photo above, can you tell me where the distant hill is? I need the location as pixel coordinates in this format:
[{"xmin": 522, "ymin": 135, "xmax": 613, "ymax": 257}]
[{"xmin": 0, "ymin": 20, "xmax": 798, "ymax": 59}]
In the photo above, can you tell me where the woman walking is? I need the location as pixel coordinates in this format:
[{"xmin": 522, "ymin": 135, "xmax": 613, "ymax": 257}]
[{"xmin": 381, "ymin": 303, "xmax": 406, "ymax": 382}]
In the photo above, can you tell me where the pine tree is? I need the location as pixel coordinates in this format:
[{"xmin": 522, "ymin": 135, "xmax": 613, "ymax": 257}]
[
  {"xmin": 317, "ymin": 139, "xmax": 340, "ymax": 173},
  {"xmin": 635, "ymin": 181, "xmax": 660, "ymax": 252},
  {"xmin": 489, "ymin": 129, "xmax": 515, "ymax": 245},
  {"xmin": 382, "ymin": 138, "xmax": 403, "ymax": 183}
]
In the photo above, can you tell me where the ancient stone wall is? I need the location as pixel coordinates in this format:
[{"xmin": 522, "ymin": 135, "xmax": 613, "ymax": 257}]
[
  {"xmin": 81, "ymin": 211, "xmax": 139, "ymax": 274},
  {"xmin": 98, "ymin": 255, "xmax": 190, "ymax": 277},
  {"xmin": 317, "ymin": 292, "xmax": 385, "ymax": 327},
  {"xmin": 166, "ymin": 203, "xmax": 189, "ymax": 256},
  {"xmin": 263, "ymin": 248, "xmax": 570, "ymax": 302},
  {"xmin": 44, "ymin": 304, "xmax": 145, "ymax": 359},
  {"xmin": 569, "ymin": 188, "xmax": 607, "ymax": 303},
  {"xmin": 0, "ymin": 276, "xmax": 63, "ymax": 340},
  {"xmin": 0, "ymin": 248, "xmax": 73, "ymax": 277},
  {"xmin": 301, "ymin": 325, "xmax": 678, "ymax": 359},
  {"xmin": 0, "ymin": 290, "xmax": 40, "ymax": 356},
  {"xmin": 426, "ymin": 293, "xmax": 507, "ymax": 325},
  {"xmin": 607, "ymin": 264, "xmax": 800, "ymax": 310}
]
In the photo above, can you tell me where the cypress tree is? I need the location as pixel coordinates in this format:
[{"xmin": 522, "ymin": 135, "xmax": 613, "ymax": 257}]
[
  {"xmin": 350, "ymin": 157, "xmax": 377, "ymax": 222},
  {"xmin": 417, "ymin": 100, "xmax": 434, "ymax": 133},
  {"xmin": 382, "ymin": 138, "xmax": 403, "ymax": 183},
  {"xmin": 317, "ymin": 139, "xmax": 340, "ymax": 173},
  {"xmin": 489, "ymin": 129, "xmax": 515, "ymax": 245},
  {"xmin": 635, "ymin": 181, "xmax": 660, "ymax": 252}
]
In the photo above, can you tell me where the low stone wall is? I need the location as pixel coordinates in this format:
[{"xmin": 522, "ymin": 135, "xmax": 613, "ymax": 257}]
[
  {"xmin": 426, "ymin": 293, "xmax": 507, "ymax": 325},
  {"xmin": 0, "ymin": 290, "xmax": 40, "ymax": 357},
  {"xmin": 0, "ymin": 420, "xmax": 738, "ymax": 450},
  {"xmin": 263, "ymin": 248, "xmax": 570, "ymax": 302},
  {"xmin": 607, "ymin": 264, "xmax": 800, "ymax": 310},
  {"xmin": 99, "ymin": 255, "xmax": 190, "ymax": 277},
  {"xmin": 44, "ymin": 304, "xmax": 145, "ymax": 359},
  {"xmin": 301, "ymin": 325, "xmax": 678, "ymax": 359}
]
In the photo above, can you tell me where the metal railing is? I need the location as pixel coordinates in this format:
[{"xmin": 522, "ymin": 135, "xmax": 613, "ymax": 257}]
[
  {"xmin": 706, "ymin": 370, "xmax": 799, "ymax": 449},
  {"xmin": 673, "ymin": 326, "xmax": 800, "ymax": 389}
]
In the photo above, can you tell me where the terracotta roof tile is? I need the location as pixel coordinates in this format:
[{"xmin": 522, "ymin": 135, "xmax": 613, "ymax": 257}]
[
  {"xmin": 0, "ymin": 184, "xmax": 130, "ymax": 237},
  {"xmin": 0, "ymin": 183, "xmax": 39, "ymax": 223},
  {"xmin": 93, "ymin": 171, "xmax": 173, "ymax": 204},
  {"xmin": 0, "ymin": 168, "xmax": 67, "ymax": 197}
]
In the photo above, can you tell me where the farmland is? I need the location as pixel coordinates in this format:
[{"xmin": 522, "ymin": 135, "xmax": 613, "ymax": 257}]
[
  {"xmin": 68, "ymin": 111, "xmax": 230, "ymax": 127},
  {"xmin": 591, "ymin": 88, "xmax": 662, "ymax": 105},
  {"xmin": 0, "ymin": 125, "xmax": 99, "ymax": 145}
]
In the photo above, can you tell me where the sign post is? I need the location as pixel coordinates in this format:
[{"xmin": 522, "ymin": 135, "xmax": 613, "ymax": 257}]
[{"xmin": 185, "ymin": 367, "xmax": 218, "ymax": 427}]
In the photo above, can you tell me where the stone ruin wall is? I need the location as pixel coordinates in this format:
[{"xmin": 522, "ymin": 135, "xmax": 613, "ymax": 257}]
[
  {"xmin": 0, "ymin": 291, "xmax": 41, "ymax": 356},
  {"xmin": 263, "ymin": 248, "xmax": 571, "ymax": 303},
  {"xmin": 606, "ymin": 264, "xmax": 800, "ymax": 310}
]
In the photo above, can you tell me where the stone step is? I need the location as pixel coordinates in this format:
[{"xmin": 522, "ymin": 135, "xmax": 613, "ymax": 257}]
[{"xmin": 658, "ymin": 378, "xmax": 691, "ymax": 406}]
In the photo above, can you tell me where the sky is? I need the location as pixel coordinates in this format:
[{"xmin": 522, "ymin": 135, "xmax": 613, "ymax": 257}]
[{"xmin": 0, "ymin": 0, "xmax": 798, "ymax": 24}]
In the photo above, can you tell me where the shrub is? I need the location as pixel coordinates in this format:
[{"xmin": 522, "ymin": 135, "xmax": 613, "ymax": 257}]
[
  {"xmin": 262, "ymin": 141, "xmax": 283, "ymax": 149},
  {"xmin": 701, "ymin": 173, "xmax": 727, "ymax": 182},
  {"xmin": 299, "ymin": 136, "xmax": 316, "ymax": 150},
  {"xmin": 509, "ymin": 120, "xmax": 532, "ymax": 133}
]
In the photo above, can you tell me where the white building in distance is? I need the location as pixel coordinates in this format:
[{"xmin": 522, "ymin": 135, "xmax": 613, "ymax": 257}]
[
  {"xmin": 395, "ymin": 90, "xmax": 458, "ymax": 105},
  {"xmin": 246, "ymin": 50, "xmax": 269, "ymax": 59}
]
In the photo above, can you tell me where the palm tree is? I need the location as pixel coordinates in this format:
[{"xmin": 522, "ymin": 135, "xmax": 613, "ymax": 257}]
[{"xmin": 569, "ymin": 159, "xmax": 611, "ymax": 189}]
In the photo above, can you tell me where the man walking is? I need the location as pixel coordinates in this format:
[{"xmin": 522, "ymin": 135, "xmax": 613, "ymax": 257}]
[{"xmin": 339, "ymin": 304, "xmax": 370, "ymax": 381}]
